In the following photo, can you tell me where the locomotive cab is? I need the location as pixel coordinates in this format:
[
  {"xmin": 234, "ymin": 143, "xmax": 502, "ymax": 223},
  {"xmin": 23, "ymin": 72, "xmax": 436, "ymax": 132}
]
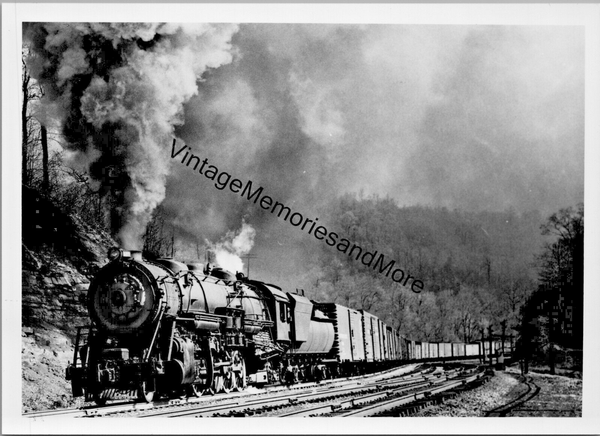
[{"xmin": 246, "ymin": 280, "xmax": 291, "ymax": 344}]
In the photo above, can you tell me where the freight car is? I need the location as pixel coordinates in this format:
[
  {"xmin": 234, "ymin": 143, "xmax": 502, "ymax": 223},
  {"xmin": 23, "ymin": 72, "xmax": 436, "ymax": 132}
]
[{"xmin": 66, "ymin": 248, "xmax": 512, "ymax": 404}]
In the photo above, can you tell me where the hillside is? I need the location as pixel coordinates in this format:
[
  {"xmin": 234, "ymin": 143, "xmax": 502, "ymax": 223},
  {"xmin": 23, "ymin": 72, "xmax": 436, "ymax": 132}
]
[
  {"xmin": 266, "ymin": 193, "xmax": 547, "ymax": 342},
  {"xmin": 21, "ymin": 187, "xmax": 116, "ymax": 412}
]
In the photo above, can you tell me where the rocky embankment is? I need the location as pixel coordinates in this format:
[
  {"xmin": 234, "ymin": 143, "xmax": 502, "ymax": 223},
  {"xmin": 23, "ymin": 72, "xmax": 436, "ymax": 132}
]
[{"xmin": 22, "ymin": 188, "xmax": 117, "ymax": 412}]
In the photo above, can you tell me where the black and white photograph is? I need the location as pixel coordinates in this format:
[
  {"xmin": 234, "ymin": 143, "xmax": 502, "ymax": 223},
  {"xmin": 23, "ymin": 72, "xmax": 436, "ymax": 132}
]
[{"xmin": 2, "ymin": 3, "xmax": 599, "ymax": 434}]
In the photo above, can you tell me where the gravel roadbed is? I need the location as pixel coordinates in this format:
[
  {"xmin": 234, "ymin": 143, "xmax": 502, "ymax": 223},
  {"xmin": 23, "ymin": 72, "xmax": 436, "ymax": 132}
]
[
  {"xmin": 412, "ymin": 371, "xmax": 519, "ymax": 417},
  {"xmin": 504, "ymin": 368, "xmax": 582, "ymax": 417},
  {"xmin": 413, "ymin": 366, "xmax": 582, "ymax": 417}
]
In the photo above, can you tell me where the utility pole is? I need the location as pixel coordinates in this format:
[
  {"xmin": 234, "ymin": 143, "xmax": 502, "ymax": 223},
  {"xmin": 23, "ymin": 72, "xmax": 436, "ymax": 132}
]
[
  {"xmin": 488, "ymin": 325, "xmax": 494, "ymax": 367},
  {"xmin": 170, "ymin": 225, "xmax": 175, "ymax": 258},
  {"xmin": 500, "ymin": 320, "xmax": 507, "ymax": 355},
  {"xmin": 480, "ymin": 327, "xmax": 486, "ymax": 364},
  {"xmin": 240, "ymin": 253, "xmax": 258, "ymax": 277}
]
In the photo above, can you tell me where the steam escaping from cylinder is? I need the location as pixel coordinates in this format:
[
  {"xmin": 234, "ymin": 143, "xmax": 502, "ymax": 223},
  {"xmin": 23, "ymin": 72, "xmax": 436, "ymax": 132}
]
[
  {"xmin": 24, "ymin": 23, "xmax": 239, "ymax": 248},
  {"xmin": 209, "ymin": 221, "xmax": 256, "ymax": 275}
]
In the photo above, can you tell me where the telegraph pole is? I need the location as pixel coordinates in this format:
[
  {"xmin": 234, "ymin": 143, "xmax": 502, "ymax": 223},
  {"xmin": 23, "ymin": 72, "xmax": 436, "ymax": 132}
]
[
  {"xmin": 480, "ymin": 327, "xmax": 486, "ymax": 364},
  {"xmin": 241, "ymin": 253, "xmax": 258, "ymax": 277},
  {"xmin": 488, "ymin": 325, "xmax": 494, "ymax": 367},
  {"xmin": 500, "ymin": 320, "xmax": 507, "ymax": 355},
  {"xmin": 170, "ymin": 225, "xmax": 175, "ymax": 258}
]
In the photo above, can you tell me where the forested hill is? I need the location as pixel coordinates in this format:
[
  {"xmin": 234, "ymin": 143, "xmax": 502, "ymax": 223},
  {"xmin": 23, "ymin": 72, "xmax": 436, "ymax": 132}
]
[{"xmin": 278, "ymin": 193, "xmax": 547, "ymax": 343}]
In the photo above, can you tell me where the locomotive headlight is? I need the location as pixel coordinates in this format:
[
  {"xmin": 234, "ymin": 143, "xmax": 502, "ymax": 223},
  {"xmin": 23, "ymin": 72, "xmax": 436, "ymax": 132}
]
[
  {"xmin": 111, "ymin": 289, "xmax": 127, "ymax": 307},
  {"xmin": 108, "ymin": 247, "xmax": 122, "ymax": 261},
  {"xmin": 105, "ymin": 273, "xmax": 145, "ymax": 316},
  {"xmin": 91, "ymin": 269, "xmax": 155, "ymax": 333}
]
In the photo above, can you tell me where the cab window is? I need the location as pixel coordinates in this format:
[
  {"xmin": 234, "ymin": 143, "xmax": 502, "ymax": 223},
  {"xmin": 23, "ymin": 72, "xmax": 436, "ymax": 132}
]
[{"xmin": 279, "ymin": 302, "xmax": 286, "ymax": 322}]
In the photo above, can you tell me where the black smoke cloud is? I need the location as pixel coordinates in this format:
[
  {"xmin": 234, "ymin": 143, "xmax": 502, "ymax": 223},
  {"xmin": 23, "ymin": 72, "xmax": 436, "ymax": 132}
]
[{"xmin": 24, "ymin": 23, "xmax": 238, "ymax": 248}]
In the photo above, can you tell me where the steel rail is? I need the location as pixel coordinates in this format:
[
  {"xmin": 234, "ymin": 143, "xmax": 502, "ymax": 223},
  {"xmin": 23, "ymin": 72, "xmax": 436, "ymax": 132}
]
[
  {"xmin": 141, "ymin": 368, "xmax": 437, "ymax": 417},
  {"xmin": 485, "ymin": 375, "xmax": 541, "ymax": 417},
  {"xmin": 23, "ymin": 407, "xmax": 87, "ymax": 419},
  {"xmin": 26, "ymin": 364, "xmax": 428, "ymax": 418},
  {"xmin": 274, "ymin": 368, "xmax": 470, "ymax": 417},
  {"xmin": 337, "ymin": 370, "xmax": 484, "ymax": 417},
  {"xmin": 278, "ymin": 380, "xmax": 435, "ymax": 417}
]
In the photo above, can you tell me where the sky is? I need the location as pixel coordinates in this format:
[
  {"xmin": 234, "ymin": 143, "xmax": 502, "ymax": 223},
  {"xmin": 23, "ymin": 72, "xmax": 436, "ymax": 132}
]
[
  {"xmin": 22, "ymin": 22, "xmax": 585, "ymax": 275},
  {"xmin": 168, "ymin": 24, "xmax": 584, "ymax": 263}
]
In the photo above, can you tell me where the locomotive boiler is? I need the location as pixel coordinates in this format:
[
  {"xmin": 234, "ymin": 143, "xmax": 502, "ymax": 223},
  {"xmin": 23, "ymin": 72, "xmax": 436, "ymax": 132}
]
[{"xmin": 67, "ymin": 248, "xmax": 282, "ymax": 403}]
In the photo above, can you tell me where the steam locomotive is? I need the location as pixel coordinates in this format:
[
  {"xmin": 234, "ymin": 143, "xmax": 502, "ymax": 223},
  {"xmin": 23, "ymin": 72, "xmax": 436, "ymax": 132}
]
[{"xmin": 66, "ymin": 248, "xmax": 511, "ymax": 404}]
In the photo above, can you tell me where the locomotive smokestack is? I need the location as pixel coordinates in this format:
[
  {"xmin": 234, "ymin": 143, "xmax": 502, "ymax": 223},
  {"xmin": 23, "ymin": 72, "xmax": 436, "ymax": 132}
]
[
  {"xmin": 116, "ymin": 248, "xmax": 143, "ymax": 261},
  {"xmin": 205, "ymin": 249, "xmax": 216, "ymax": 264}
]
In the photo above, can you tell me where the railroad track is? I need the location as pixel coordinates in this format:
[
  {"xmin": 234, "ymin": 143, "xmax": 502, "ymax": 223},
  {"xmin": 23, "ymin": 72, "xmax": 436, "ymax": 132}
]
[
  {"xmin": 485, "ymin": 375, "xmax": 541, "ymax": 417},
  {"xmin": 24, "ymin": 364, "xmax": 423, "ymax": 418},
  {"xmin": 24, "ymin": 407, "xmax": 88, "ymax": 419},
  {"xmin": 133, "ymin": 365, "xmax": 433, "ymax": 417},
  {"xmin": 278, "ymin": 378, "xmax": 438, "ymax": 417},
  {"xmin": 24, "ymin": 398, "xmax": 175, "ymax": 419},
  {"xmin": 134, "ymin": 366, "xmax": 476, "ymax": 418},
  {"xmin": 336, "ymin": 369, "xmax": 484, "ymax": 417}
]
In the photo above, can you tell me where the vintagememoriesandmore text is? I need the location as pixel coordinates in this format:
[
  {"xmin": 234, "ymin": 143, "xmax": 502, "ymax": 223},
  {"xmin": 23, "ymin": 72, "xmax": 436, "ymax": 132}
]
[{"xmin": 171, "ymin": 140, "xmax": 424, "ymax": 293}]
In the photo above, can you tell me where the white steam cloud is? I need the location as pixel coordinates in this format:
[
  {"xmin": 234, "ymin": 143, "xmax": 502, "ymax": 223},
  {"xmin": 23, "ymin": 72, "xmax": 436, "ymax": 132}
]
[{"xmin": 209, "ymin": 221, "xmax": 256, "ymax": 274}]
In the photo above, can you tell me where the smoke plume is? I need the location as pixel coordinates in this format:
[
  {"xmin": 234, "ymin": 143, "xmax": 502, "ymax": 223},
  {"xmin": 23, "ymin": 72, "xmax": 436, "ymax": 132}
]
[
  {"xmin": 168, "ymin": 24, "xmax": 583, "ymax": 284},
  {"xmin": 23, "ymin": 23, "xmax": 584, "ymax": 284},
  {"xmin": 24, "ymin": 23, "xmax": 238, "ymax": 248},
  {"xmin": 209, "ymin": 221, "xmax": 256, "ymax": 275}
]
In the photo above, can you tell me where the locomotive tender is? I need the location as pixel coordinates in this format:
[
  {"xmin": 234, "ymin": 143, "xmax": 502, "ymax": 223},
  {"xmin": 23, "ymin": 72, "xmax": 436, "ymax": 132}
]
[{"xmin": 66, "ymin": 248, "xmax": 510, "ymax": 404}]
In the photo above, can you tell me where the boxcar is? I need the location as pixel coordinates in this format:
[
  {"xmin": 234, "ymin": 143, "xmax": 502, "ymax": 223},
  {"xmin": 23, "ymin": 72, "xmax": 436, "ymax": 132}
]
[
  {"xmin": 452, "ymin": 343, "xmax": 466, "ymax": 356},
  {"xmin": 316, "ymin": 303, "xmax": 366, "ymax": 363},
  {"xmin": 377, "ymin": 319, "xmax": 386, "ymax": 360},
  {"xmin": 465, "ymin": 343, "xmax": 479, "ymax": 357},
  {"xmin": 407, "ymin": 340, "xmax": 416, "ymax": 360},
  {"xmin": 421, "ymin": 341, "xmax": 430, "ymax": 359},
  {"xmin": 429, "ymin": 342, "xmax": 438, "ymax": 358},
  {"xmin": 482, "ymin": 341, "xmax": 493, "ymax": 357},
  {"xmin": 360, "ymin": 311, "xmax": 382, "ymax": 361},
  {"xmin": 399, "ymin": 336, "xmax": 409, "ymax": 360},
  {"xmin": 395, "ymin": 332, "xmax": 403, "ymax": 360},
  {"xmin": 385, "ymin": 327, "xmax": 395, "ymax": 360},
  {"xmin": 414, "ymin": 342, "xmax": 422, "ymax": 360},
  {"xmin": 347, "ymin": 307, "xmax": 366, "ymax": 361},
  {"xmin": 439, "ymin": 343, "xmax": 452, "ymax": 358},
  {"xmin": 381, "ymin": 322, "xmax": 388, "ymax": 360}
]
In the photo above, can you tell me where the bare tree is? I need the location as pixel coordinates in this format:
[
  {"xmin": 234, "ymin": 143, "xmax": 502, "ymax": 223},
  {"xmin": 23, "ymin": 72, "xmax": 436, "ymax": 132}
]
[
  {"xmin": 22, "ymin": 45, "xmax": 53, "ymax": 192},
  {"xmin": 143, "ymin": 206, "xmax": 171, "ymax": 259},
  {"xmin": 22, "ymin": 48, "xmax": 41, "ymax": 187},
  {"xmin": 41, "ymin": 125, "xmax": 49, "ymax": 192}
]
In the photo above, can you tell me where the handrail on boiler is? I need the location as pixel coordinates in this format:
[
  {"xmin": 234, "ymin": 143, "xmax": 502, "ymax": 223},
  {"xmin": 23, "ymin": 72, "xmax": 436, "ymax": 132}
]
[{"xmin": 144, "ymin": 302, "xmax": 166, "ymax": 361}]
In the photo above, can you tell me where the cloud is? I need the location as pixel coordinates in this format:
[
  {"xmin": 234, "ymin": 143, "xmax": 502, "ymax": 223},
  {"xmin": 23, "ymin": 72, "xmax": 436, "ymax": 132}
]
[
  {"xmin": 26, "ymin": 23, "xmax": 584, "ymax": 279},
  {"xmin": 25, "ymin": 23, "xmax": 239, "ymax": 248},
  {"xmin": 167, "ymin": 23, "xmax": 583, "ymax": 280}
]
